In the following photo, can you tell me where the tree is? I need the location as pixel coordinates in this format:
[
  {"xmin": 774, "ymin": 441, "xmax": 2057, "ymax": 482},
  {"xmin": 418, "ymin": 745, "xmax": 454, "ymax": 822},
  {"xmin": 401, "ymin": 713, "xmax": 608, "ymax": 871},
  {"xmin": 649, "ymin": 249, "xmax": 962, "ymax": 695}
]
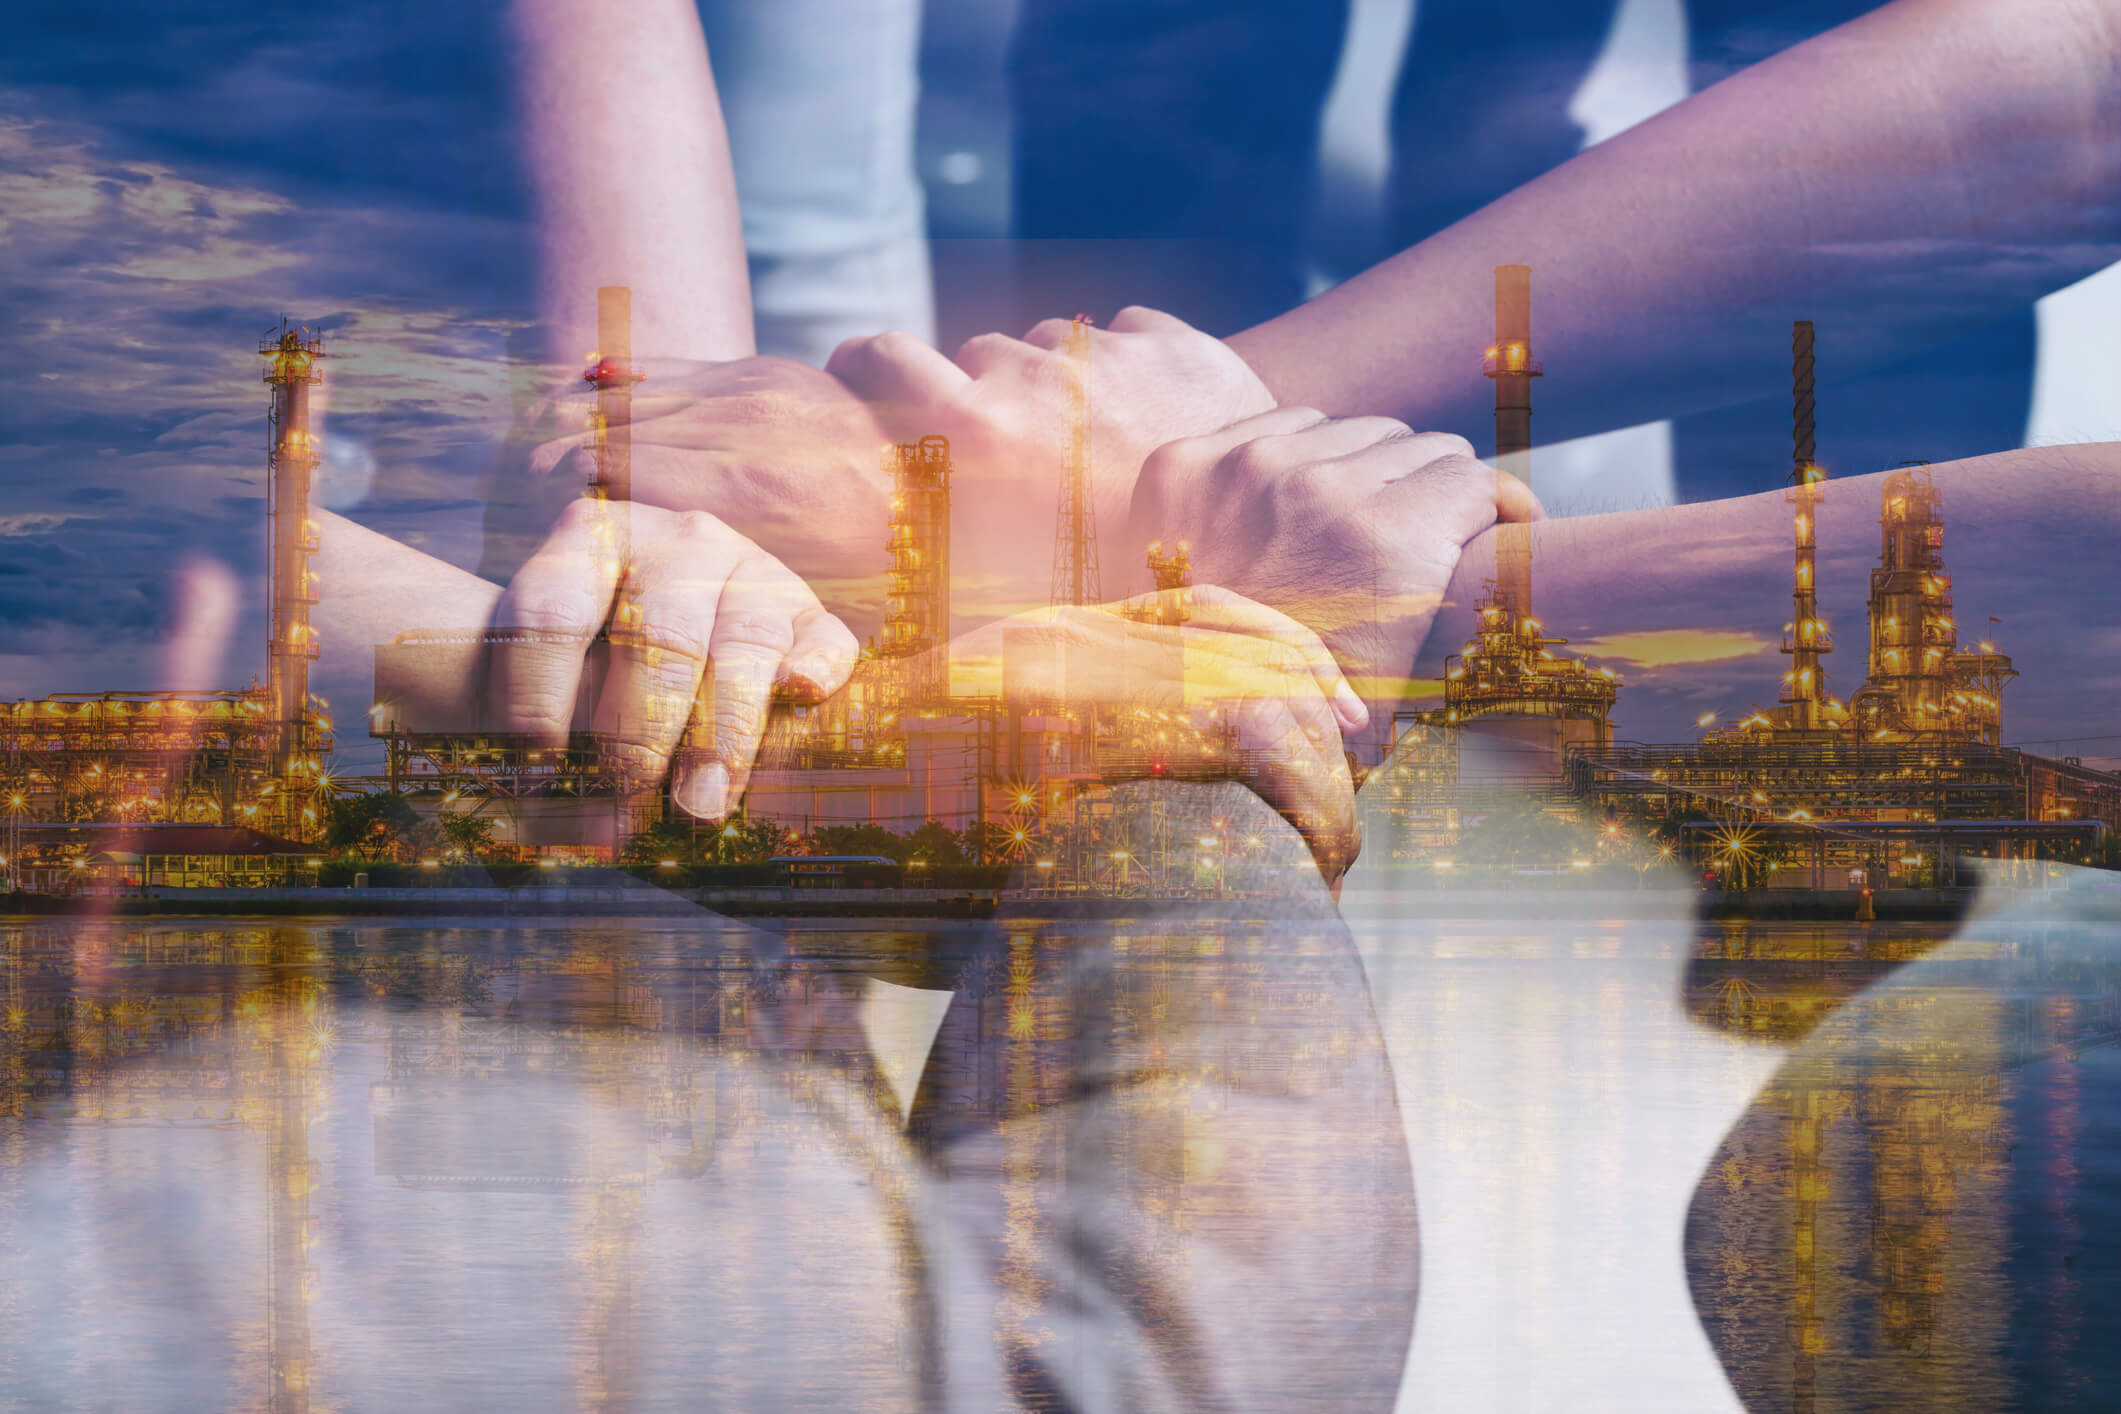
[
  {"xmin": 324, "ymin": 792, "xmax": 420, "ymax": 857},
  {"xmin": 708, "ymin": 815, "xmax": 788, "ymax": 864},
  {"xmin": 905, "ymin": 820, "xmax": 966, "ymax": 868},
  {"xmin": 807, "ymin": 823, "xmax": 907, "ymax": 861},
  {"xmin": 957, "ymin": 819, "xmax": 1023, "ymax": 864},
  {"xmin": 620, "ymin": 815, "xmax": 699, "ymax": 868},
  {"xmin": 438, "ymin": 811, "xmax": 499, "ymax": 861}
]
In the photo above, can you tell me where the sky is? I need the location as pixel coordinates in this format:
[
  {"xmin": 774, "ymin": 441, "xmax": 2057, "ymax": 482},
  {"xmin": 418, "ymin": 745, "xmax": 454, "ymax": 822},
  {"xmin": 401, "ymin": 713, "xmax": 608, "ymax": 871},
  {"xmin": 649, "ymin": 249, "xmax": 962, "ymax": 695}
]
[{"xmin": 2, "ymin": 0, "xmax": 2116, "ymax": 774}]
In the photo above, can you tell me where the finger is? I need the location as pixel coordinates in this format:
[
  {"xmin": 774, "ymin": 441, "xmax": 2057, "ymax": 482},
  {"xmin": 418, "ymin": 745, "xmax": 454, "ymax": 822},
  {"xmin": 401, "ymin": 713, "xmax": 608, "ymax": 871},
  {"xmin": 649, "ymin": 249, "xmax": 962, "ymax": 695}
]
[
  {"xmin": 824, "ymin": 330, "xmax": 970, "ymax": 433},
  {"xmin": 590, "ymin": 539, "xmax": 728, "ymax": 790},
  {"xmin": 1145, "ymin": 407, "xmax": 1330, "ymax": 480},
  {"xmin": 1106, "ymin": 305, "xmax": 1202, "ymax": 337},
  {"xmin": 1496, "ymin": 467, "xmax": 1545, "ymax": 522},
  {"xmin": 1019, "ymin": 317, "xmax": 1080, "ymax": 351},
  {"xmin": 1179, "ymin": 585, "xmax": 1367, "ymax": 733},
  {"xmin": 1373, "ymin": 452, "xmax": 1516, "ymax": 550},
  {"xmin": 1229, "ymin": 693, "xmax": 1360, "ymax": 885},
  {"xmin": 1133, "ymin": 407, "xmax": 1333, "ymax": 537},
  {"xmin": 489, "ymin": 498, "xmax": 628, "ymax": 745},
  {"xmin": 1227, "ymin": 416, "xmax": 1424, "ymax": 481},
  {"xmin": 780, "ymin": 604, "xmax": 862, "ymax": 704},
  {"xmin": 952, "ymin": 330, "xmax": 1047, "ymax": 382},
  {"xmin": 672, "ymin": 556, "xmax": 823, "ymax": 821}
]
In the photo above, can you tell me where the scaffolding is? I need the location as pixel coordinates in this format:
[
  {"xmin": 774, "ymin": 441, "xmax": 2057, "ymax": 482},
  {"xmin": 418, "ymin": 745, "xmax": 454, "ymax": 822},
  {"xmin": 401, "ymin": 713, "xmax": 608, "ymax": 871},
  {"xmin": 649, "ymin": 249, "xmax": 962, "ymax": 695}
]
[
  {"xmin": 1849, "ymin": 463, "xmax": 2016, "ymax": 745},
  {"xmin": 1050, "ymin": 315, "xmax": 1100, "ymax": 608},
  {"xmin": 879, "ymin": 435, "xmax": 953, "ymax": 708}
]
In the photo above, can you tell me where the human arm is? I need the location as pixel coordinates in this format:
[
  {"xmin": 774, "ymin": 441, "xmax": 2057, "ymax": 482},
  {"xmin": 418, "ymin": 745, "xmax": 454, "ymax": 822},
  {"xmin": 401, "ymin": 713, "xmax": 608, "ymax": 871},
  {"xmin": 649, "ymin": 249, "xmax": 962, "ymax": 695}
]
[
  {"xmin": 1422, "ymin": 441, "xmax": 2121, "ymax": 751},
  {"xmin": 1228, "ymin": 0, "xmax": 2121, "ymax": 444},
  {"xmin": 315, "ymin": 503, "xmax": 858, "ymax": 820},
  {"xmin": 1129, "ymin": 410, "xmax": 1537, "ymax": 757},
  {"xmin": 509, "ymin": 0, "xmax": 753, "ymax": 365}
]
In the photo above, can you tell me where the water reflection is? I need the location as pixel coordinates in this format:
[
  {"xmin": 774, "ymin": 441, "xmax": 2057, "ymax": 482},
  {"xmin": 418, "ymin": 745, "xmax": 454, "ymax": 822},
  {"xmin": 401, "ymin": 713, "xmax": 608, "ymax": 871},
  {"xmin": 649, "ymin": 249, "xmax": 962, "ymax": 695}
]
[
  {"xmin": 1685, "ymin": 903, "xmax": 2121, "ymax": 1411},
  {"xmin": 0, "ymin": 908, "xmax": 1414, "ymax": 1411}
]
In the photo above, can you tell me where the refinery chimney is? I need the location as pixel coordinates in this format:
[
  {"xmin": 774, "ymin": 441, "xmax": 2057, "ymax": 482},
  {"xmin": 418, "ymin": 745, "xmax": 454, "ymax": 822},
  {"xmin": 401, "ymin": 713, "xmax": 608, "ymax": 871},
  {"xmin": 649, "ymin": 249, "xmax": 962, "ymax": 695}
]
[
  {"xmin": 1781, "ymin": 321, "xmax": 1832, "ymax": 730},
  {"xmin": 261, "ymin": 322, "xmax": 325, "ymax": 781},
  {"xmin": 1484, "ymin": 266, "xmax": 1541, "ymax": 617}
]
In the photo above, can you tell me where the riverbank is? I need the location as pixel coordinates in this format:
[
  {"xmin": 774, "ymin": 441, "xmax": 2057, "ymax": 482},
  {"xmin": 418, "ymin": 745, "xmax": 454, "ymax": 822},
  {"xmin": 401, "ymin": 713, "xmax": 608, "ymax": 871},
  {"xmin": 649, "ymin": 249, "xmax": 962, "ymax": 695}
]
[{"xmin": 3, "ymin": 878, "xmax": 2108, "ymax": 921}]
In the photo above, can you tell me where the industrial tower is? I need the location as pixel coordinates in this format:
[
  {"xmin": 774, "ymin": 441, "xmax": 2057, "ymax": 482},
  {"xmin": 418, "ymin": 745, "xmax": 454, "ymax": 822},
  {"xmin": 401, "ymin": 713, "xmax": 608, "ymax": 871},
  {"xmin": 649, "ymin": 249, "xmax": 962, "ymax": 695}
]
[
  {"xmin": 1848, "ymin": 463, "xmax": 2016, "ymax": 743},
  {"xmin": 880, "ymin": 435, "xmax": 954, "ymax": 705},
  {"xmin": 1141, "ymin": 540, "xmax": 1192, "ymax": 627},
  {"xmin": 1779, "ymin": 321, "xmax": 1836, "ymax": 731},
  {"xmin": 1050, "ymin": 316, "xmax": 1100, "ymax": 608},
  {"xmin": 582, "ymin": 285, "xmax": 645, "ymax": 503},
  {"xmin": 1485, "ymin": 265, "xmax": 1540, "ymax": 619},
  {"xmin": 1426, "ymin": 266, "xmax": 1618, "ymax": 773},
  {"xmin": 261, "ymin": 323, "xmax": 333, "ymax": 833}
]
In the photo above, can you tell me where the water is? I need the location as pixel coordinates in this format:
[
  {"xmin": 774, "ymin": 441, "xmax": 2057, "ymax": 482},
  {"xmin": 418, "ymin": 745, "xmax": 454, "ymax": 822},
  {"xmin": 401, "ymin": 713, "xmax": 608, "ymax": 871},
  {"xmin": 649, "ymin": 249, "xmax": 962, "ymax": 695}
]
[{"xmin": 0, "ymin": 903, "xmax": 2114, "ymax": 1410}]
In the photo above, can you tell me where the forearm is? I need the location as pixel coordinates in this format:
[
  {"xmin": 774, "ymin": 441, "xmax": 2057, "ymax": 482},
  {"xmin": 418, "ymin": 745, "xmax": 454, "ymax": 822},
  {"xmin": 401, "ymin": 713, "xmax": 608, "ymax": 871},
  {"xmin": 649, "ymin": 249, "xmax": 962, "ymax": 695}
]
[
  {"xmin": 510, "ymin": 0, "xmax": 754, "ymax": 365},
  {"xmin": 1428, "ymin": 443, "xmax": 2121, "ymax": 748},
  {"xmin": 1232, "ymin": 0, "xmax": 2121, "ymax": 442}
]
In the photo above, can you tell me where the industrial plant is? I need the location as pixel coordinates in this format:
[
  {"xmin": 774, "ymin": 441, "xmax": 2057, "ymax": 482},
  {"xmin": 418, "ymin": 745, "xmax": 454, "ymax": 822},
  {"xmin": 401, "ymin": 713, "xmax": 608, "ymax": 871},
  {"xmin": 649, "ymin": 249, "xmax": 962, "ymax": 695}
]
[
  {"xmin": 0, "ymin": 323, "xmax": 335, "ymax": 888},
  {"xmin": 1367, "ymin": 282, "xmax": 2121, "ymax": 891},
  {"xmin": 7, "ymin": 275, "xmax": 2115, "ymax": 901}
]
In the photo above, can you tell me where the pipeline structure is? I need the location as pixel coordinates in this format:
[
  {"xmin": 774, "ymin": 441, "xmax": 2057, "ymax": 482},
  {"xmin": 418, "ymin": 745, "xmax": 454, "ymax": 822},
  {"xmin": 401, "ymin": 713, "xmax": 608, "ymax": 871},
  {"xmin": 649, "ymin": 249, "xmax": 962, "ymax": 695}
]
[{"xmin": 0, "ymin": 322, "xmax": 335, "ymax": 865}]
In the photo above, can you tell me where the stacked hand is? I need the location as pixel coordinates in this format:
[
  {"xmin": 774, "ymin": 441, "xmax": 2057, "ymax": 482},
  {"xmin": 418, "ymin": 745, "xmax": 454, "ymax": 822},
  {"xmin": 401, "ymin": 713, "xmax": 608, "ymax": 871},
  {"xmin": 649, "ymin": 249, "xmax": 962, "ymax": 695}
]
[
  {"xmin": 945, "ymin": 588, "xmax": 1366, "ymax": 881},
  {"xmin": 828, "ymin": 306, "xmax": 1273, "ymax": 505},
  {"xmin": 1129, "ymin": 409, "xmax": 1539, "ymax": 721},
  {"xmin": 490, "ymin": 357, "xmax": 896, "ymax": 624},
  {"xmin": 491, "ymin": 498, "xmax": 860, "ymax": 820}
]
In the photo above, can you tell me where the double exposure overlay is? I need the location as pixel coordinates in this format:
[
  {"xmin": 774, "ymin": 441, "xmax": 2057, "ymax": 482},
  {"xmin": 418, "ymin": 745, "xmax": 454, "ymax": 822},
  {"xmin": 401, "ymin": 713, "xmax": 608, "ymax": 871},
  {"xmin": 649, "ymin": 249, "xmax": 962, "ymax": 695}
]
[{"xmin": 2, "ymin": 0, "xmax": 2119, "ymax": 1408}]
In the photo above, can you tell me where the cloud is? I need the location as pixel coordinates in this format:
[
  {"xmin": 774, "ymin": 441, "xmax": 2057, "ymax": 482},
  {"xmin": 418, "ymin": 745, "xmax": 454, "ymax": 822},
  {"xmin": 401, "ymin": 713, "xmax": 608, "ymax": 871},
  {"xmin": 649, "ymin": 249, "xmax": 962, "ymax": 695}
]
[
  {"xmin": 0, "ymin": 513, "xmax": 77, "ymax": 537},
  {"xmin": 1573, "ymin": 628, "xmax": 1776, "ymax": 670}
]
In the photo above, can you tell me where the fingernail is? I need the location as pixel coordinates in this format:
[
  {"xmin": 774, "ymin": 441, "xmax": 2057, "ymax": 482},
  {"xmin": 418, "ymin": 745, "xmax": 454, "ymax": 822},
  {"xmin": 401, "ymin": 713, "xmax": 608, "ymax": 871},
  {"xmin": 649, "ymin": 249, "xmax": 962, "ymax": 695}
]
[
  {"xmin": 680, "ymin": 762, "xmax": 730, "ymax": 820},
  {"xmin": 780, "ymin": 654, "xmax": 837, "ymax": 703},
  {"xmin": 1334, "ymin": 680, "xmax": 1369, "ymax": 731}
]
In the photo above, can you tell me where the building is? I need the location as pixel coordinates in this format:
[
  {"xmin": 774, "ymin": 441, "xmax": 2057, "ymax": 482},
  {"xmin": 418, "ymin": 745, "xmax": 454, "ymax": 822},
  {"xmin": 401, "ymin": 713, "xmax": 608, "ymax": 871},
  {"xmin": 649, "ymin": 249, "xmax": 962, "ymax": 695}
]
[
  {"xmin": 1564, "ymin": 331, "xmax": 2115, "ymax": 888},
  {"xmin": 0, "ymin": 324, "xmax": 335, "ymax": 862}
]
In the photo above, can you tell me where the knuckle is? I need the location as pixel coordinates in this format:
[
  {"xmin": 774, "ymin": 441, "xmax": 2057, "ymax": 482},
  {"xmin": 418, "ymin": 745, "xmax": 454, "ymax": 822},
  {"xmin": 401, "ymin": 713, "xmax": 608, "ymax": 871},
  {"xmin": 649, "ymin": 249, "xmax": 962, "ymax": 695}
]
[
  {"xmin": 502, "ymin": 585, "xmax": 599, "ymax": 640},
  {"xmin": 1225, "ymin": 438, "xmax": 1287, "ymax": 484},
  {"xmin": 1421, "ymin": 431, "xmax": 1477, "ymax": 462},
  {"xmin": 1352, "ymin": 415, "xmax": 1416, "ymax": 443},
  {"xmin": 714, "ymin": 613, "xmax": 799, "ymax": 658},
  {"xmin": 552, "ymin": 495, "xmax": 606, "ymax": 534},
  {"xmin": 675, "ymin": 508, "xmax": 732, "ymax": 544},
  {"xmin": 1023, "ymin": 317, "xmax": 1074, "ymax": 348},
  {"xmin": 868, "ymin": 328, "xmax": 925, "ymax": 361},
  {"xmin": 953, "ymin": 331, "xmax": 1017, "ymax": 366}
]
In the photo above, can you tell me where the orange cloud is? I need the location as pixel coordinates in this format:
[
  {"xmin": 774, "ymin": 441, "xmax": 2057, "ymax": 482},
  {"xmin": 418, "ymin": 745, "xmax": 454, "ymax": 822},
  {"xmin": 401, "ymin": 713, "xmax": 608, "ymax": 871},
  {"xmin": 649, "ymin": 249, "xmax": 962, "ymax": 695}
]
[{"xmin": 1572, "ymin": 629, "xmax": 1773, "ymax": 669}]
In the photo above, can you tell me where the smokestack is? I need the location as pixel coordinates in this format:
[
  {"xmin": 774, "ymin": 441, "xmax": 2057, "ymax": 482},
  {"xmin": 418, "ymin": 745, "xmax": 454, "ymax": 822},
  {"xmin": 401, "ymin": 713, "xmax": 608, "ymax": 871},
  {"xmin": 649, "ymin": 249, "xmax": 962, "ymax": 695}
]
[
  {"xmin": 261, "ymin": 322, "xmax": 325, "ymax": 784},
  {"xmin": 588, "ymin": 285, "xmax": 635, "ymax": 504},
  {"xmin": 1792, "ymin": 320, "xmax": 1816, "ymax": 483},
  {"xmin": 1485, "ymin": 266, "xmax": 1542, "ymax": 617},
  {"xmin": 1783, "ymin": 320, "xmax": 1829, "ymax": 728},
  {"xmin": 1489, "ymin": 265, "xmax": 1538, "ymax": 467}
]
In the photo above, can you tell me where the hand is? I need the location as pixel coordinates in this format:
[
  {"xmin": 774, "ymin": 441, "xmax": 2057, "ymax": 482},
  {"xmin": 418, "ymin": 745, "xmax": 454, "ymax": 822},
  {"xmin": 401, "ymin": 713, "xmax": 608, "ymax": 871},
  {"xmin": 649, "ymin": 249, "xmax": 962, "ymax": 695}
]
[
  {"xmin": 1128, "ymin": 408, "xmax": 1539, "ymax": 724},
  {"xmin": 950, "ymin": 587, "xmax": 1363, "ymax": 881},
  {"xmin": 825, "ymin": 308, "xmax": 1275, "ymax": 619},
  {"xmin": 489, "ymin": 357, "xmax": 893, "ymax": 623},
  {"xmin": 488, "ymin": 498, "xmax": 860, "ymax": 820}
]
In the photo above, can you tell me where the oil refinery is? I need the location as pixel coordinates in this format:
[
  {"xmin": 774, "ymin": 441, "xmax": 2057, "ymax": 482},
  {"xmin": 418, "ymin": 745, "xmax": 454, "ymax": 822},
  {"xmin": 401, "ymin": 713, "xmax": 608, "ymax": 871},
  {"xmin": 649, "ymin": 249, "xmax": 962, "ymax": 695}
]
[
  {"xmin": 0, "ymin": 323, "xmax": 335, "ymax": 887},
  {"xmin": 7, "ymin": 280, "xmax": 2116, "ymax": 901}
]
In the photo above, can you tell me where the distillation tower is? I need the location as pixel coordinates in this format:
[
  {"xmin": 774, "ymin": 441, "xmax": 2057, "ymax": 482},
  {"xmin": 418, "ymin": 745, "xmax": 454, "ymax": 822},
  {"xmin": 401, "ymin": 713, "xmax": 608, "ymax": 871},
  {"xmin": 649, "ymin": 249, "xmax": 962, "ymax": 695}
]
[
  {"xmin": 1779, "ymin": 321, "xmax": 1838, "ymax": 732},
  {"xmin": 262, "ymin": 324, "xmax": 329, "ymax": 805},
  {"xmin": 1050, "ymin": 315, "xmax": 1100, "ymax": 609},
  {"xmin": 1425, "ymin": 266, "xmax": 1618, "ymax": 776},
  {"xmin": 1847, "ymin": 464, "xmax": 2016, "ymax": 744},
  {"xmin": 879, "ymin": 435, "xmax": 954, "ymax": 706},
  {"xmin": 582, "ymin": 284, "xmax": 645, "ymax": 503}
]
